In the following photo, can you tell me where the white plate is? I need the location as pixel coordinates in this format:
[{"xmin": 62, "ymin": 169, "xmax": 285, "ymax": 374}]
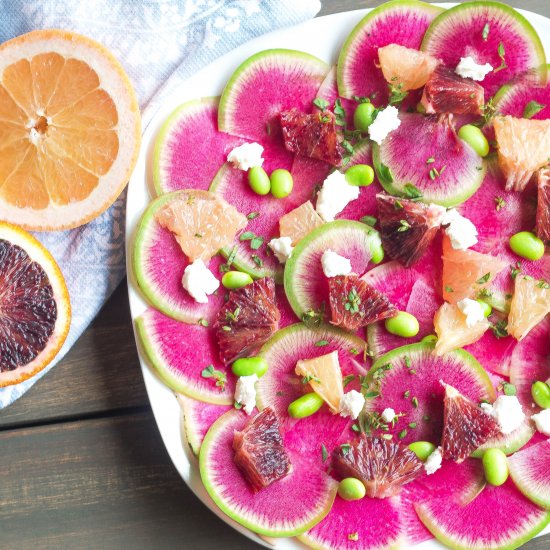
[{"xmin": 126, "ymin": 5, "xmax": 550, "ymax": 548}]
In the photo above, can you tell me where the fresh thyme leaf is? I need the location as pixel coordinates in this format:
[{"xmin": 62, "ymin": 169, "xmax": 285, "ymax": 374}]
[
  {"xmin": 239, "ymin": 231, "xmax": 255, "ymax": 241},
  {"xmin": 537, "ymin": 279, "xmax": 550, "ymax": 289},
  {"xmin": 313, "ymin": 97, "xmax": 329, "ymax": 110},
  {"xmin": 198, "ymin": 318, "xmax": 209, "ymax": 327},
  {"xmin": 315, "ymin": 339, "xmax": 329, "ymax": 347},
  {"xmin": 194, "ymin": 233, "xmax": 203, "ymax": 238},
  {"xmin": 351, "ymin": 424, "xmax": 360, "ymax": 432},
  {"xmin": 398, "ymin": 429, "xmax": 408, "ymax": 439},
  {"xmin": 397, "ymin": 219, "xmax": 411, "ymax": 232},
  {"xmin": 360, "ymin": 215, "xmax": 377, "ymax": 227},
  {"xmin": 482, "ymin": 23, "xmax": 490, "ymax": 40},
  {"xmin": 501, "ymin": 382, "xmax": 517, "ymax": 396},
  {"xmin": 348, "ymin": 533, "xmax": 359, "ymax": 541},
  {"xmin": 221, "ymin": 325, "xmax": 232, "ymax": 332},
  {"xmin": 334, "ymin": 98, "xmax": 347, "ymax": 127},
  {"xmin": 302, "ymin": 374, "xmax": 321, "ymax": 385},
  {"xmin": 429, "ymin": 168, "xmax": 436, "ymax": 180},
  {"xmin": 476, "ymin": 272, "xmax": 491, "ymax": 284},
  {"xmin": 343, "ymin": 374, "xmax": 355, "ymax": 387},
  {"xmin": 403, "ymin": 390, "xmax": 410, "ymax": 399},
  {"xmin": 403, "ymin": 183, "xmax": 423, "ymax": 199},
  {"xmin": 344, "ymin": 287, "xmax": 361, "ymax": 314},
  {"xmin": 388, "ymin": 81, "xmax": 408, "ymax": 105},
  {"xmin": 494, "ymin": 196, "xmax": 506, "ymax": 211},
  {"xmin": 225, "ymin": 307, "xmax": 241, "ymax": 322},
  {"xmin": 250, "ymin": 236, "xmax": 264, "ymax": 250},
  {"xmin": 302, "ymin": 306, "xmax": 325, "ymax": 328},
  {"xmin": 234, "ymin": 401, "xmax": 242, "ymax": 409},
  {"xmin": 377, "ymin": 162, "xmax": 394, "ymax": 185},
  {"xmin": 493, "ymin": 42, "xmax": 507, "ymax": 73},
  {"xmin": 340, "ymin": 443, "xmax": 351, "ymax": 456},
  {"xmin": 411, "ymin": 397, "xmax": 419, "ymax": 408},
  {"xmin": 201, "ymin": 365, "xmax": 227, "ymax": 391},
  {"xmin": 426, "ymin": 157, "xmax": 435, "ymax": 164},
  {"xmin": 251, "ymin": 254, "xmax": 263, "ymax": 267},
  {"xmin": 478, "ymin": 288, "xmax": 493, "ymax": 298},
  {"xmin": 445, "ymin": 285, "xmax": 454, "ymax": 293},
  {"xmin": 524, "ymin": 100, "xmax": 546, "ymax": 119},
  {"xmin": 408, "ymin": 422, "xmax": 417, "ymax": 429},
  {"xmin": 321, "ymin": 444, "xmax": 328, "ymax": 462},
  {"xmin": 510, "ymin": 262, "xmax": 522, "ymax": 280},
  {"xmin": 364, "ymin": 391, "xmax": 380, "ymax": 399},
  {"xmin": 491, "ymin": 320, "xmax": 508, "ymax": 339},
  {"xmin": 341, "ymin": 139, "xmax": 354, "ymax": 154},
  {"xmin": 247, "ymin": 211, "xmax": 260, "ymax": 220}
]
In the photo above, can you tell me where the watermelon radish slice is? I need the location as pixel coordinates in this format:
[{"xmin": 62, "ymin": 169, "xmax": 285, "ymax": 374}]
[
  {"xmin": 132, "ymin": 191, "xmax": 225, "ymax": 323},
  {"xmin": 199, "ymin": 408, "xmax": 338, "ymax": 537},
  {"xmin": 176, "ymin": 394, "xmax": 231, "ymax": 456},
  {"xmin": 218, "ymin": 49, "xmax": 329, "ymax": 142},
  {"xmin": 210, "ymin": 160, "xmax": 318, "ymax": 280},
  {"xmin": 373, "ymin": 113, "xmax": 485, "ymax": 206},
  {"xmin": 337, "ymin": 0, "xmax": 443, "ymax": 103},
  {"xmin": 136, "ymin": 308, "xmax": 234, "ymax": 405},
  {"xmin": 284, "ymin": 221, "xmax": 383, "ymax": 320},
  {"xmin": 299, "ymin": 494, "xmax": 406, "ymax": 550},
  {"xmin": 152, "ymin": 97, "xmax": 243, "ymax": 196},
  {"xmin": 509, "ymin": 438, "xmax": 550, "ymax": 509},
  {"xmin": 416, "ymin": 477, "xmax": 550, "ymax": 550},
  {"xmin": 421, "ymin": 1, "xmax": 547, "ymax": 98},
  {"xmin": 368, "ymin": 343, "xmax": 495, "ymax": 445},
  {"xmin": 493, "ymin": 65, "xmax": 550, "ymax": 120}
]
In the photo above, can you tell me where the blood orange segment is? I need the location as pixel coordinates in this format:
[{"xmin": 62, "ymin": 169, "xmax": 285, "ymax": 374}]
[
  {"xmin": 536, "ymin": 167, "xmax": 550, "ymax": 243},
  {"xmin": 0, "ymin": 222, "xmax": 71, "ymax": 387},
  {"xmin": 0, "ymin": 30, "xmax": 141, "ymax": 230}
]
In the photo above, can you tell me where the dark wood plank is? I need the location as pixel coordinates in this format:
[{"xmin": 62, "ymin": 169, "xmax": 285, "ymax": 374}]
[
  {"xmin": 0, "ymin": 412, "xmax": 257, "ymax": 550},
  {"xmin": 0, "ymin": 281, "xmax": 148, "ymax": 429}
]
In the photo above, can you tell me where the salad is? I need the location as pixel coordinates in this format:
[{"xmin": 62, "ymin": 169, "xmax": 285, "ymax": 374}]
[{"xmin": 132, "ymin": 1, "xmax": 550, "ymax": 549}]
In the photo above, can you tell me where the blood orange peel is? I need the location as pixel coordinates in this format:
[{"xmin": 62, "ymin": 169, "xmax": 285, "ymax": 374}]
[
  {"xmin": 0, "ymin": 29, "xmax": 141, "ymax": 230},
  {"xmin": 0, "ymin": 221, "xmax": 70, "ymax": 386}
]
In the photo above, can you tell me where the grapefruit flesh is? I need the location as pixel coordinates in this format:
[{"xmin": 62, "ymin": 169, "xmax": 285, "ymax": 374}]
[{"xmin": 279, "ymin": 200, "xmax": 324, "ymax": 245}]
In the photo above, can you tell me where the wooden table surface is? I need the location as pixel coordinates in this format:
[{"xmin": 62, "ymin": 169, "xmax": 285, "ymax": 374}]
[{"xmin": 2, "ymin": 1, "xmax": 549, "ymax": 548}]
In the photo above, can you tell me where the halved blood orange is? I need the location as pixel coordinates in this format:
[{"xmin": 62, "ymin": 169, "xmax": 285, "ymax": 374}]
[
  {"xmin": 0, "ymin": 222, "xmax": 71, "ymax": 386},
  {"xmin": 0, "ymin": 30, "xmax": 141, "ymax": 230}
]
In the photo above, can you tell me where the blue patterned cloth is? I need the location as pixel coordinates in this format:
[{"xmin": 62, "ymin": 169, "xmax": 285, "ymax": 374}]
[{"xmin": 0, "ymin": 0, "xmax": 321, "ymax": 408}]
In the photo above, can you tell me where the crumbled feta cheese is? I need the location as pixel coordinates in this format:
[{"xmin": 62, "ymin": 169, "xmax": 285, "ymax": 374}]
[
  {"xmin": 424, "ymin": 447, "xmax": 443, "ymax": 475},
  {"xmin": 442, "ymin": 209, "xmax": 478, "ymax": 250},
  {"xmin": 531, "ymin": 408, "xmax": 550, "ymax": 437},
  {"xmin": 235, "ymin": 374, "xmax": 258, "ymax": 415},
  {"xmin": 455, "ymin": 56, "xmax": 493, "ymax": 81},
  {"xmin": 321, "ymin": 249, "xmax": 352, "ymax": 278},
  {"xmin": 181, "ymin": 259, "xmax": 220, "ymax": 303},
  {"xmin": 368, "ymin": 105, "xmax": 401, "ymax": 145},
  {"xmin": 227, "ymin": 142, "xmax": 264, "ymax": 171},
  {"xmin": 339, "ymin": 390, "xmax": 366, "ymax": 420},
  {"xmin": 381, "ymin": 408, "xmax": 396, "ymax": 423},
  {"xmin": 481, "ymin": 395, "xmax": 525, "ymax": 435},
  {"xmin": 457, "ymin": 298, "xmax": 485, "ymax": 328},
  {"xmin": 316, "ymin": 170, "xmax": 360, "ymax": 222},
  {"xmin": 268, "ymin": 237, "xmax": 293, "ymax": 263}
]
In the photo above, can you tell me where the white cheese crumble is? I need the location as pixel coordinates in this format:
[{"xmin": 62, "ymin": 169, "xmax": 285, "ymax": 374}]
[
  {"xmin": 316, "ymin": 170, "xmax": 360, "ymax": 222},
  {"xmin": 368, "ymin": 105, "xmax": 401, "ymax": 145},
  {"xmin": 268, "ymin": 236, "xmax": 293, "ymax": 263},
  {"xmin": 235, "ymin": 374, "xmax": 258, "ymax": 415},
  {"xmin": 442, "ymin": 209, "xmax": 478, "ymax": 250},
  {"xmin": 457, "ymin": 298, "xmax": 485, "ymax": 328},
  {"xmin": 339, "ymin": 390, "xmax": 366, "ymax": 420},
  {"xmin": 481, "ymin": 395, "xmax": 525, "ymax": 435},
  {"xmin": 181, "ymin": 259, "xmax": 220, "ymax": 303},
  {"xmin": 227, "ymin": 142, "xmax": 264, "ymax": 171},
  {"xmin": 424, "ymin": 447, "xmax": 443, "ymax": 475},
  {"xmin": 455, "ymin": 56, "xmax": 493, "ymax": 81},
  {"xmin": 531, "ymin": 408, "xmax": 550, "ymax": 437},
  {"xmin": 321, "ymin": 249, "xmax": 352, "ymax": 278},
  {"xmin": 381, "ymin": 408, "xmax": 396, "ymax": 423}
]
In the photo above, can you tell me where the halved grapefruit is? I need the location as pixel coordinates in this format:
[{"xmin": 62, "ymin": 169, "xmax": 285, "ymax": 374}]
[
  {"xmin": 0, "ymin": 222, "xmax": 71, "ymax": 386},
  {"xmin": 0, "ymin": 30, "xmax": 141, "ymax": 230}
]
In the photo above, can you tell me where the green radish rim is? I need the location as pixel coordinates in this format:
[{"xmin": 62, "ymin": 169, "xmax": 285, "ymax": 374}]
[
  {"xmin": 178, "ymin": 395, "xmax": 202, "ymax": 456},
  {"xmin": 336, "ymin": 0, "xmax": 444, "ymax": 99},
  {"xmin": 283, "ymin": 220, "xmax": 383, "ymax": 319},
  {"xmin": 470, "ymin": 420, "xmax": 535, "ymax": 457},
  {"xmin": 134, "ymin": 314, "xmax": 232, "ymax": 405},
  {"xmin": 152, "ymin": 97, "xmax": 219, "ymax": 197},
  {"xmin": 218, "ymin": 48, "xmax": 330, "ymax": 136},
  {"xmin": 199, "ymin": 409, "xmax": 338, "ymax": 536},
  {"xmin": 421, "ymin": 1, "xmax": 547, "ymax": 87},
  {"xmin": 492, "ymin": 64, "xmax": 550, "ymax": 110}
]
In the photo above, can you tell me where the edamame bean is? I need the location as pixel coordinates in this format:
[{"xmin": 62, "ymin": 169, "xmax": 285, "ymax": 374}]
[
  {"xmin": 222, "ymin": 270, "xmax": 253, "ymax": 290},
  {"xmin": 232, "ymin": 357, "xmax": 269, "ymax": 378},
  {"xmin": 509, "ymin": 231, "xmax": 545, "ymax": 261},
  {"xmin": 408, "ymin": 441, "xmax": 437, "ymax": 462},
  {"xmin": 531, "ymin": 381, "xmax": 550, "ymax": 409},
  {"xmin": 338, "ymin": 478, "xmax": 366, "ymax": 501},
  {"xmin": 248, "ymin": 166, "xmax": 271, "ymax": 195},
  {"xmin": 458, "ymin": 124, "xmax": 490, "ymax": 157},
  {"xmin": 385, "ymin": 312, "xmax": 420, "ymax": 338},
  {"xmin": 345, "ymin": 164, "xmax": 375, "ymax": 187},
  {"xmin": 270, "ymin": 169, "xmax": 293, "ymax": 198},
  {"xmin": 288, "ymin": 392, "xmax": 324, "ymax": 419},
  {"xmin": 421, "ymin": 334, "xmax": 437, "ymax": 344},
  {"xmin": 353, "ymin": 102, "xmax": 376, "ymax": 132},
  {"xmin": 476, "ymin": 300, "xmax": 492, "ymax": 317},
  {"xmin": 482, "ymin": 448, "xmax": 509, "ymax": 487}
]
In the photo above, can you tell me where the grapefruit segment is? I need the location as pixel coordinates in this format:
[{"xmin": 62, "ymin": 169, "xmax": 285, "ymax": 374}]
[{"xmin": 279, "ymin": 201, "xmax": 324, "ymax": 245}]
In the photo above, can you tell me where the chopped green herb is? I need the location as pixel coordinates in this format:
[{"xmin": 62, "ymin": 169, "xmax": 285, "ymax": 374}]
[
  {"xmin": 494, "ymin": 196, "xmax": 506, "ymax": 211},
  {"xmin": 302, "ymin": 306, "xmax": 325, "ymax": 328},
  {"xmin": 343, "ymin": 374, "xmax": 355, "ymax": 387},
  {"xmin": 364, "ymin": 391, "xmax": 380, "ymax": 399},
  {"xmin": 341, "ymin": 139, "xmax": 354, "ymax": 154},
  {"xmin": 445, "ymin": 285, "xmax": 454, "ymax": 293},
  {"xmin": 411, "ymin": 397, "xmax": 419, "ymax": 408},
  {"xmin": 388, "ymin": 81, "xmax": 408, "ymax": 105},
  {"xmin": 225, "ymin": 307, "xmax": 241, "ymax": 322},
  {"xmin": 491, "ymin": 320, "xmax": 509, "ymax": 339},
  {"xmin": 315, "ymin": 339, "xmax": 329, "ymax": 347},
  {"xmin": 426, "ymin": 157, "xmax": 435, "ymax": 164},
  {"xmin": 340, "ymin": 443, "xmax": 351, "ymax": 456},
  {"xmin": 360, "ymin": 215, "xmax": 377, "ymax": 227},
  {"xmin": 349, "ymin": 348, "xmax": 360, "ymax": 356},
  {"xmin": 348, "ymin": 532, "xmax": 359, "ymax": 542},
  {"xmin": 501, "ymin": 382, "xmax": 517, "ymax": 396},
  {"xmin": 482, "ymin": 23, "xmax": 490, "ymax": 40},
  {"xmin": 409, "ymin": 369, "xmax": 416, "ymax": 375},
  {"xmin": 397, "ymin": 219, "xmax": 411, "ymax": 232},
  {"xmin": 201, "ymin": 365, "xmax": 227, "ymax": 391},
  {"xmin": 234, "ymin": 401, "xmax": 242, "ymax": 409},
  {"xmin": 429, "ymin": 168, "xmax": 437, "ymax": 180},
  {"xmin": 394, "ymin": 199, "xmax": 403, "ymax": 209},
  {"xmin": 351, "ymin": 424, "xmax": 360, "ymax": 432},
  {"xmin": 198, "ymin": 318, "xmax": 209, "ymax": 327},
  {"xmin": 194, "ymin": 233, "xmax": 203, "ymax": 238},
  {"xmin": 247, "ymin": 211, "xmax": 260, "ymax": 220},
  {"xmin": 510, "ymin": 262, "xmax": 522, "ymax": 279},
  {"xmin": 239, "ymin": 231, "xmax": 255, "ymax": 241},
  {"xmin": 493, "ymin": 42, "xmax": 507, "ymax": 73},
  {"xmin": 476, "ymin": 272, "xmax": 491, "ymax": 284},
  {"xmin": 398, "ymin": 429, "xmax": 408, "ymax": 439},
  {"xmin": 523, "ymin": 100, "xmax": 546, "ymax": 119},
  {"xmin": 404, "ymin": 390, "xmax": 411, "ymax": 399},
  {"xmin": 302, "ymin": 374, "xmax": 321, "ymax": 385},
  {"xmin": 334, "ymin": 98, "xmax": 347, "ymax": 127},
  {"xmin": 313, "ymin": 97, "xmax": 329, "ymax": 110},
  {"xmin": 221, "ymin": 325, "xmax": 232, "ymax": 332},
  {"xmin": 321, "ymin": 444, "xmax": 328, "ymax": 462},
  {"xmin": 408, "ymin": 422, "xmax": 417, "ymax": 429},
  {"xmin": 404, "ymin": 356, "xmax": 412, "ymax": 369},
  {"xmin": 251, "ymin": 254, "xmax": 263, "ymax": 267},
  {"xmin": 478, "ymin": 288, "xmax": 493, "ymax": 298},
  {"xmin": 403, "ymin": 183, "xmax": 423, "ymax": 199},
  {"xmin": 377, "ymin": 162, "xmax": 394, "ymax": 185},
  {"xmin": 537, "ymin": 279, "xmax": 550, "ymax": 289},
  {"xmin": 250, "ymin": 236, "xmax": 264, "ymax": 250},
  {"xmin": 345, "ymin": 287, "xmax": 361, "ymax": 314},
  {"xmin": 423, "ymin": 415, "xmax": 431, "ymax": 422}
]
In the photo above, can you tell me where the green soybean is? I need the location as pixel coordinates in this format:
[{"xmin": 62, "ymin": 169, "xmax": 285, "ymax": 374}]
[
  {"xmin": 509, "ymin": 231, "xmax": 545, "ymax": 261},
  {"xmin": 476, "ymin": 300, "xmax": 492, "ymax": 317},
  {"xmin": 531, "ymin": 381, "xmax": 550, "ymax": 409},
  {"xmin": 345, "ymin": 164, "xmax": 375, "ymax": 187},
  {"xmin": 270, "ymin": 169, "xmax": 293, "ymax": 198},
  {"xmin": 408, "ymin": 441, "xmax": 437, "ymax": 462},
  {"xmin": 221, "ymin": 270, "xmax": 253, "ymax": 290},
  {"xmin": 421, "ymin": 334, "xmax": 438, "ymax": 344},
  {"xmin": 288, "ymin": 392, "xmax": 324, "ymax": 419},
  {"xmin": 232, "ymin": 357, "xmax": 269, "ymax": 378},
  {"xmin": 458, "ymin": 124, "xmax": 490, "ymax": 157},
  {"xmin": 353, "ymin": 102, "xmax": 376, "ymax": 132},
  {"xmin": 248, "ymin": 166, "xmax": 271, "ymax": 195},
  {"xmin": 482, "ymin": 448, "xmax": 509, "ymax": 487},
  {"xmin": 338, "ymin": 478, "xmax": 366, "ymax": 501},
  {"xmin": 385, "ymin": 312, "xmax": 420, "ymax": 338}
]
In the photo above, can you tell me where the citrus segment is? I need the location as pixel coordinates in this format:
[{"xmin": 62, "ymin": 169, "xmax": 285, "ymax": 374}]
[
  {"xmin": 279, "ymin": 200, "xmax": 324, "ymax": 245},
  {"xmin": 0, "ymin": 29, "xmax": 141, "ymax": 230}
]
